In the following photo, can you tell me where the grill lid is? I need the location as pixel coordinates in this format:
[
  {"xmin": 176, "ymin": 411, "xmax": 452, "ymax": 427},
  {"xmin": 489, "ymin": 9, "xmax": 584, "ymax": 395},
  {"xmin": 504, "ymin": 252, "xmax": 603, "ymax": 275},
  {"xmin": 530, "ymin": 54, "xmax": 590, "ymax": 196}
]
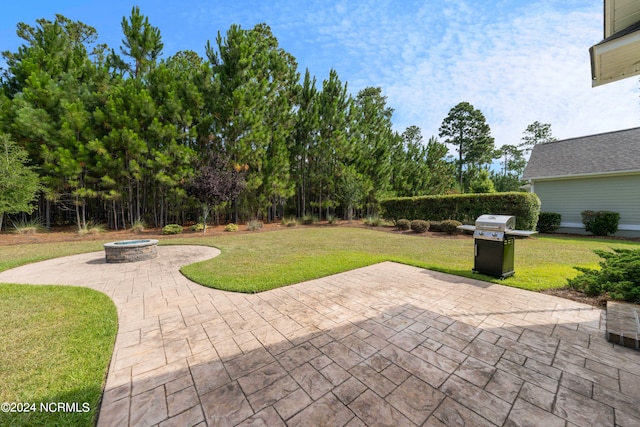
[{"xmin": 475, "ymin": 215, "xmax": 515, "ymax": 232}]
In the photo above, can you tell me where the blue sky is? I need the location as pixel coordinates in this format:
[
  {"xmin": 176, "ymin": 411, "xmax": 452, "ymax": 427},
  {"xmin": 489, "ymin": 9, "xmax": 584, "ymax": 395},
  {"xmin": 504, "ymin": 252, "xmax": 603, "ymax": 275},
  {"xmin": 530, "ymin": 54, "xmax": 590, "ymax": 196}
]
[{"xmin": 2, "ymin": 0, "xmax": 639, "ymax": 149}]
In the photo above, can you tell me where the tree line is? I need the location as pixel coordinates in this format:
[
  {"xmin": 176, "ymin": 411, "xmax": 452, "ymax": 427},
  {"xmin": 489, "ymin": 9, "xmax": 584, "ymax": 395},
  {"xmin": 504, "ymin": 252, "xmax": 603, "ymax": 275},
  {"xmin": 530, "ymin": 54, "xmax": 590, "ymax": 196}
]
[{"xmin": 0, "ymin": 8, "xmax": 554, "ymax": 231}]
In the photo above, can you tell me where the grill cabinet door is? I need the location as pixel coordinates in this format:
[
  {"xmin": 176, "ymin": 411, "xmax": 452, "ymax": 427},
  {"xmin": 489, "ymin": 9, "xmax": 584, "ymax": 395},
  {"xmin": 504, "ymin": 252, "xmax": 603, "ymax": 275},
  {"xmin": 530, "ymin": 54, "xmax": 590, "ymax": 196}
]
[{"xmin": 474, "ymin": 237, "xmax": 515, "ymax": 278}]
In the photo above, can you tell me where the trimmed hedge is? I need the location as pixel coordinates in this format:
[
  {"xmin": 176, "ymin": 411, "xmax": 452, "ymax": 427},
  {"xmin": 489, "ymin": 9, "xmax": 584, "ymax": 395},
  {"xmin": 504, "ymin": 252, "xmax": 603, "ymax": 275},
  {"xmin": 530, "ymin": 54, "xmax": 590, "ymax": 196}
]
[
  {"xmin": 537, "ymin": 212, "xmax": 561, "ymax": 233},
  {"xmin": 381, "ymin": 192, "xmax": 540, "ymax": 230}
]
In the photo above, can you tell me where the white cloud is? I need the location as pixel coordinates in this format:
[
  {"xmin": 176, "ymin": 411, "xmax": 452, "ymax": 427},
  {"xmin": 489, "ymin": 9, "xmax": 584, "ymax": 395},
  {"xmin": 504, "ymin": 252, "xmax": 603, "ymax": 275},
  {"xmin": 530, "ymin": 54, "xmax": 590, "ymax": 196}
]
[{"xmin": 301, "ymin": 0, "xmax": 640, "ymax": 147}]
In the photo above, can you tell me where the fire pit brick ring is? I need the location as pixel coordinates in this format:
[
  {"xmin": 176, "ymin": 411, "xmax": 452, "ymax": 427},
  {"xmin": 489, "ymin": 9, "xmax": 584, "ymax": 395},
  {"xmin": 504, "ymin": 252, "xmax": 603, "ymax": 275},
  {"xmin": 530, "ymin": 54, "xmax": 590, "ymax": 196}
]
[{"xmin": 104, "ymin": 239, "xmax": 159, "ymax": 263}]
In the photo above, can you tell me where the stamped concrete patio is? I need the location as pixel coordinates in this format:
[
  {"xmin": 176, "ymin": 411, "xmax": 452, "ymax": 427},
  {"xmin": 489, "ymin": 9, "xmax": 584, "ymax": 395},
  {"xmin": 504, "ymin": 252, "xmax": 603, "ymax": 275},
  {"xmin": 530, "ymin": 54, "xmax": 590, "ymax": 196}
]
[{"xmin": 0, "ymin": 245, "xmax": 639, "ymax": 426}]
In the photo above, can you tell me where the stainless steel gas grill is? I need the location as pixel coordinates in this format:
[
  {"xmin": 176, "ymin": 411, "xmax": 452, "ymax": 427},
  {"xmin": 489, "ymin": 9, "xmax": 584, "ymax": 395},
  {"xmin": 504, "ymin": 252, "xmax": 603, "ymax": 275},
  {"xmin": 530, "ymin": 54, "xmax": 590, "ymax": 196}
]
[{"xmin": 457, "ymin": 215, "xmax": 537, "ymax": 278}]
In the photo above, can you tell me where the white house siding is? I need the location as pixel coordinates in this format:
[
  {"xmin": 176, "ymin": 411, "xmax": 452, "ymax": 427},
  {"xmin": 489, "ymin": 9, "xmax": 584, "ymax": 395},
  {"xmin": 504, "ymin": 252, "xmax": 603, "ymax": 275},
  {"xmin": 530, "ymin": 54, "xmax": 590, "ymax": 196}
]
[{"xmin": 533, "ymin": 173, "xmax": 640, "ymax": 237}]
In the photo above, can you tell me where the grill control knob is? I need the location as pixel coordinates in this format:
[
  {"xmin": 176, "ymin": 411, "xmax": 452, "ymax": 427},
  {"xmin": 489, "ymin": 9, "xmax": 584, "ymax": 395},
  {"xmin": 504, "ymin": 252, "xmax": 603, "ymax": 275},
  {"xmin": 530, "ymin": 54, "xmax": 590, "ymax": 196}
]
[{"xmin": 492, "ymin": 232, "xmax": 497, "ymax": 237}]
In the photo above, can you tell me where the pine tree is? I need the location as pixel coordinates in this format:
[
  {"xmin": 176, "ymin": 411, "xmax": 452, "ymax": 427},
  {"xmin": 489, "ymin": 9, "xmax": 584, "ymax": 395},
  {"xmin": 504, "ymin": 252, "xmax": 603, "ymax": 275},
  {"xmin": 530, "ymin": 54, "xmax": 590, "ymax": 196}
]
[
  {"xmin": 0, "ymin": 134, "xmax": 40, "ymax": 230},
  {"xmin": 439, "ymin": 101, "xmax": 496, "ymax": 191}
]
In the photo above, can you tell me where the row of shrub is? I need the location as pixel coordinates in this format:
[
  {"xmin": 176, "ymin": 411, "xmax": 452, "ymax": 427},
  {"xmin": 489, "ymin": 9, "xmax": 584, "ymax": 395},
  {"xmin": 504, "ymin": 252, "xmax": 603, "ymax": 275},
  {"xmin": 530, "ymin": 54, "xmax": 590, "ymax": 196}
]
[
  {"xmin": 395, "ymin": 219, "xmax": 462, "ymax": 234},
  {"xmin": 161, "ymin": 220, "xmax": 263, "ymax": 234},
  {"xmin": 537, "ymin": 210, "xmax": 621, "ymax": 236},
  {"xmin": 381, "ymin": 192, "xmax": 540, "ymax": 230}
]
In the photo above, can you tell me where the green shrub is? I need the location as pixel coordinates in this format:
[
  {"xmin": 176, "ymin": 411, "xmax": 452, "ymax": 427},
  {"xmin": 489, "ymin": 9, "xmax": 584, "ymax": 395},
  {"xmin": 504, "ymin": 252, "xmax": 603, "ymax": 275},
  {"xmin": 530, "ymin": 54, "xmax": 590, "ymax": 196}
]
[
  {"xmin": 536, "ymin": 212, "xmax": 561, "ymax": 233},
  {"xmin": 439, "ymin": 220, "xmax": 462, "ymax": 234},
  {"xmin": 190, "ymin": 223, "xmax": 205, "ymax": 232},
  {"xmin": 568, "ymin": 248, "xmax": 640, "ymax": 302},
  {"xmin": 224, "ymin": 223, "xmax": 239, "ymax": 232},
  {"xmin": 301, "ymin": 215, "xmax": 317, "ymax": 225},
  {"xmin": 410, "ymin": 219, "xmax": 430, "ymax": 233},
  {"xmin": 381, "ymin": 192, "xmax": 540, "ymax": 230},
  {"xmin": 364, "ymin": 215, "xmax": 382, "ymax": 227},
  {"xmin": 162, "ymin": 224, "xmax": 183, "ymax": 235},
  {"xmin": 396, "ymin": 219, "xmax": 411, "ymax": 230},
  {"xmin": 581, "ymin": 210, "xmax": 620, "ymax": 236},
  {"xmin": 247, "ymin": 220, "xmax": 264, "ymax": 231},
  {"xmin": 421, "ymin": 219, "xmax": 462, "ymax": 234}
]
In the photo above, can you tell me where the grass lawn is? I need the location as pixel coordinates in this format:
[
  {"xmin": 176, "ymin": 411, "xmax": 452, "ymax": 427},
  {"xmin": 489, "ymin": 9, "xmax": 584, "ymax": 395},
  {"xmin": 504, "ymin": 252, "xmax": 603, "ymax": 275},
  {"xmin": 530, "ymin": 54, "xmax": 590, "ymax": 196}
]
[
  {"xmin": 0, "ymin": 241, "xmax": 105, "ymax": 273},
  {"xmin": 0, "ymin": 284, "xmax": 117, "ymax": 427},
  {"xmin": 173, "ymin": 227, "xmax": 640, "ymax": 292},
  {"xmin": 1, "ymin": 227, "xmax": 639, "ymax": 293}
]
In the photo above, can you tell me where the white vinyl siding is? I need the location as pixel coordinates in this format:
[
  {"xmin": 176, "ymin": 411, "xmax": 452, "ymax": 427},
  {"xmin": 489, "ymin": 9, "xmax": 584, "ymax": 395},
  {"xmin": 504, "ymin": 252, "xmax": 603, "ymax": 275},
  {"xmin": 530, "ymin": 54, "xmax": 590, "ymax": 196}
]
[{"xmin": 533, "ymin": 174, "xmax": 640, "ymax": 236}]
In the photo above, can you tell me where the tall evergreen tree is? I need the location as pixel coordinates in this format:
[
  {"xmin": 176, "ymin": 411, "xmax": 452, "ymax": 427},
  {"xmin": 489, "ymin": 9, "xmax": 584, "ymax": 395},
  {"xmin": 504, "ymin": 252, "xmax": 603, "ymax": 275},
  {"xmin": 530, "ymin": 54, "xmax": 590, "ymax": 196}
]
[
  {"xmin": 314, "ymin": 69, "xmax": 352, "ymax": 219},
  {"xmin": 290, "ymin": 69, "xmax": 319, "ymax": 217},
  {"xmin": 438, "ymin": 101, "xmax": 496, "ymax": 191},
  {"xmin": 0, "ymin": 134, "xmax": 40, "ymax": 231},
  {"xmin": 391, "ymin": 127, "xmax": 455, "ymax": 196},
  {"xmin": 520, "ymin": 121, "xmax": 556, "ymax": 155},
  {"xmin": 2, "ymin": 15, "xmax": 103, "ymax": 229},
  {"xmin": 350, "ymin": 87, "xmax": 395, "ymax": 213},
  {"xmin": 116, "ymin": 6, "xmax": 163, "ymax": 78}
]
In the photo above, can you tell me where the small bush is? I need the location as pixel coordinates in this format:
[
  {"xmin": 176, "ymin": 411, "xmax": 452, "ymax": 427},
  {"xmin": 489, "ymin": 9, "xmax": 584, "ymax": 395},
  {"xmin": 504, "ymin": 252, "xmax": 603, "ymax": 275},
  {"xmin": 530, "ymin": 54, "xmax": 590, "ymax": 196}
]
[
  {"xmin": 12, "ymin": 218, "xmax": 46, "ymax": 234},
  {"xmin": 224, "ymin": 223, "xmax": 239, "ymax": 232},
  {"xmin": 439, "ymin": 220, "xmax": 462, "ymax": 234},
  {"xmin": 190, "ymin": 223, "xmax": 205, "ymax": 232},
  {"xmin": 281, "ymin": 217, "xmax": 297, "ymax": 227},
  {"xmin": 396, "ymin": 219, "xmax": 411, "ymax": 230},
  {"xmin": 410, "ymin": 219, "xmax": 430, "ymax": 233},
  {"xmin": 537, "ymin": 212, "xmax": 561, "ymax": 233},
  {"xmin": 131, "ymin": 220, "xmax": 146, "ymax": 233},
  {"xmin": 301, "ymin": 215, "xmax": 317, "ymax": 225},
  {"xmin": 364, "ymin": 215, "xmax": 382, "ymax": 227},
  {"xmin": 568, "ymin": 248, "xmax": 640, "ymax": 302},
  {"xmin": 162, "ymin": 224, "xmax": 183, "ymax": 235},
  {"xmin": 247, "ymin": 220, "xmax": 264, "ymax": 231},
  {"xmin": 78, "ymin": 221, "xmax": 106, "ymax": 235},
  {"xmin": 581, "ymin": 210, "xmax": 620, "ymax": 236},
  {"xmin": 326, "ymin": 214, "xmax": 340, "ymax": 225}
]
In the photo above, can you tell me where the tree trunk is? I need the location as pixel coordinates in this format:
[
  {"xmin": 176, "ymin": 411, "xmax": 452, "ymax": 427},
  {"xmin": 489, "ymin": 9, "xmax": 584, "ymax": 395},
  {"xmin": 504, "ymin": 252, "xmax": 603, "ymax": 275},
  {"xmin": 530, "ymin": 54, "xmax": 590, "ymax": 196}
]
[
  {"xmin": 45, "ymin": 198, "xmax": 51, "ymax": 230},
  {"xmin": 202, "ymin": 204, "xmax": 209, "ymax": 233},
  {"xmin": 75, "ymin": 198, "xmax": 82, "ymax": 231},
  {"xmin": 113, "ymin": 199, "xmax": 118, "ymax": 231}
]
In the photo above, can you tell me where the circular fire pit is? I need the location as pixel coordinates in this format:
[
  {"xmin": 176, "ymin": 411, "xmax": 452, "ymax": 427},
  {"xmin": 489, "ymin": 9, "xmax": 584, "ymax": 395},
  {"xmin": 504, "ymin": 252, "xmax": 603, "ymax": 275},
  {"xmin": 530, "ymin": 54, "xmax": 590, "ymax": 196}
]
[{"xmin": 104, "ymin": 239, "xmax": 159, "ymax": 263}]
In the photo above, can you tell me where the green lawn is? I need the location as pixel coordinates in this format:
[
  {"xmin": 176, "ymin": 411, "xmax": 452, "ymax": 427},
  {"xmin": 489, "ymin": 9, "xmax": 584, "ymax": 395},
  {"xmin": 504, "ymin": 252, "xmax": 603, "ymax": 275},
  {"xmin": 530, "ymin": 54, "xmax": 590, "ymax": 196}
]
[
  {"xmin": 0, "ymin": 284, "xmax": 117, "ymax": 427},
  {"xmin": 2, "ymin": 227, "xmax": 638, "ymax": 293},
  {"xmin": 173, "ymin": 227, "xmax": 640, "ymax": 292}
]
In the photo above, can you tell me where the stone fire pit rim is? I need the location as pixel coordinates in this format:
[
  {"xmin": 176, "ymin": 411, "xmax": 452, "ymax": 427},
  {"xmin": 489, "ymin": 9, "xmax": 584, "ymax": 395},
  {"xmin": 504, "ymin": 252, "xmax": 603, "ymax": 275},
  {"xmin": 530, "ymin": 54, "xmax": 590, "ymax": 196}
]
[
  {"xmin": 103, "ymin": 239, "xmax": 159, "ymax": 248},
  {"xmin": 104, "ymin": 239, "xmax": 159, "ymax": 263}
]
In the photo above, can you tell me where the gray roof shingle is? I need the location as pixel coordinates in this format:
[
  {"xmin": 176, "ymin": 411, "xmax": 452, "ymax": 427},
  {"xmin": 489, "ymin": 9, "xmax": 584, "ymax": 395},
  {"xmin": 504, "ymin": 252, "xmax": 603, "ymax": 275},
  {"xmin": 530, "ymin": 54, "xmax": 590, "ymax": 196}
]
[{"xmin": 522, "ymin": 127, "xmax": 640, "ymax": 180}]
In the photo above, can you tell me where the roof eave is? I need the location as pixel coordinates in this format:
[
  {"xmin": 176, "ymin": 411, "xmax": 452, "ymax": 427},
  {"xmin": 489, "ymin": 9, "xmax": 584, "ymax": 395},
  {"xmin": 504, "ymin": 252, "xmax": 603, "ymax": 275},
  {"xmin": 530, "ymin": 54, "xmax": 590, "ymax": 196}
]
[
  {"xmin": 524, "ymin": 169, "xmax": 640, "ymax": 181},
  {"xmin": 590, "ymin": 27, "xmax": 640, "ymax": 87}
]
